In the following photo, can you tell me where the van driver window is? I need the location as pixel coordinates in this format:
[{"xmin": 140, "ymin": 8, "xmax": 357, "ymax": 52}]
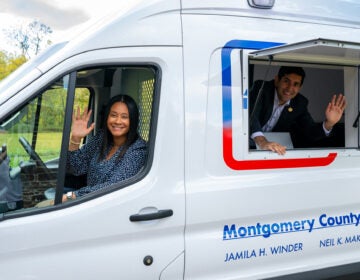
[
  {"xmin": 249, "ymin": 64, "xmax": 347, "ymax": 155},
  {"xmin": 0, "ymin": 65, "xmax": 157, "ymax": 214}
]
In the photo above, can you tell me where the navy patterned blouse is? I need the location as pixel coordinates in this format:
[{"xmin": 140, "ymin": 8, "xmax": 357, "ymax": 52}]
[{"xmin": 66, "ymin": 131, "xmax": 147, "ymax": 197}]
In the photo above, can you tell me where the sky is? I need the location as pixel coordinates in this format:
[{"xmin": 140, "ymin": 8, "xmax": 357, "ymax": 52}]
[{"xmin": 0, "ymin": 0, "xmax": 128, "ymax": 55}]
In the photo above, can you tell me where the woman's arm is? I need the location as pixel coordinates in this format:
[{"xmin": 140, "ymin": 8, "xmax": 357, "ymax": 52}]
[{"xmin": 73, "ymin": 139, "xmax": 147, "ymax": 197}]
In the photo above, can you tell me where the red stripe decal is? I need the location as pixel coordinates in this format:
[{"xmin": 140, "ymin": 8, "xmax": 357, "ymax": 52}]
[
  {"xmin": 223, "ymin": 128, "xmax": 337, "ymax": 170},
  {"xmin": 221, "ymin": 40, "xmax": 337, "ymax": 170}
]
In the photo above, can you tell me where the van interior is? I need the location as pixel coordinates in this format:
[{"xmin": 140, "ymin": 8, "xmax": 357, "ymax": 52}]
[
  {"xmin": 248, "ymin": 38, "xmax": 360, "ymax": 151},
  {"xmin": 0, "ymin": 65, "xmax": 158, "ymax": 212}
]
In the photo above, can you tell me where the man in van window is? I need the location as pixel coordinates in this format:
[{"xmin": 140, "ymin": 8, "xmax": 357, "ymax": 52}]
[{"xmin": 249, "ymin": 66, "xmax": 346, "ymax": 155}]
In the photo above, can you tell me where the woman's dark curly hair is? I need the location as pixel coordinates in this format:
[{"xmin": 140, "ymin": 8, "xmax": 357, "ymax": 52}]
[{"xmin": 99, "ymin": 94, "xmax": 139, "ymax": 161}]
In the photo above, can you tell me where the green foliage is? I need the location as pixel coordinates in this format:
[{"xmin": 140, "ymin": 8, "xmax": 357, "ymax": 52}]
[
  {"xmin": 1, "ymin": 19, "xmax": 52, "ymax": 82},
  {"xmin": 1, "ymin": 88, "xmax": 90, "ymax": 167},
  {"xmin": 0, "ymin": 132, "xmax": 62, "ymax": 167},
  {"xmin": 9, "ymin": 87, "xmax": 90, "ymax": 133},
  {"xmin": 0, "ymin": 51, "xmax": 27, "ymax": 81}
]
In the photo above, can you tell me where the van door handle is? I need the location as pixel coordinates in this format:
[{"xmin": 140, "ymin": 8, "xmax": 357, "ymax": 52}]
[{"xmin": 129, "ymin": 209, "xmax": 173, "ymax": 222}]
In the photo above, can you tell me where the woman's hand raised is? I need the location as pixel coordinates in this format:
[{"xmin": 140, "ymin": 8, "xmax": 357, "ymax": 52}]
[{"xmin": 71, "ymin": 107, "xmax": 95, "ymax": 140}]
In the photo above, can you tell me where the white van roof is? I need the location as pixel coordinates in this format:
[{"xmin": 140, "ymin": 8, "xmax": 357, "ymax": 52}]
[
  {"xmin": 182, "ymin": 0, "xmax": 360, "ymax": 28},
  {"xmin": 1, "ymin": 0, "xmax": 360, "ymax": 104},
  {"xmin": 53, "ymin": 0, "xmax": 360, "ymax": 62}
]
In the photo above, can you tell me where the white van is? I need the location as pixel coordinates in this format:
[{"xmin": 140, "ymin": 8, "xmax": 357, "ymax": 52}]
[{"xmin": 1, "ymin": 0, "xmax": 360, "ymax": 279}]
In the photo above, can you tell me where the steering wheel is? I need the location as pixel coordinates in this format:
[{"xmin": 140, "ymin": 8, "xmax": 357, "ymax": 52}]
[{"xmin": 18, "ymin": 136, "xmax": 50, "ymax": 174}]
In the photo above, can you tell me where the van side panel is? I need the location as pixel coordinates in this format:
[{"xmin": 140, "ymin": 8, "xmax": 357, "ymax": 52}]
[
  {"xmin": 0, "ymin": 47, "xmax": 185, "ymax": 280},
  {"xmin": 182, "ymin": 10, "xmax": 360, "ymax": 280}
]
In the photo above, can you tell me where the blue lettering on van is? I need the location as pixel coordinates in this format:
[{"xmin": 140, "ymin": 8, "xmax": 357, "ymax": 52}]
[
  {"xmin": 345, "ymin": 235, "xmax": 360, "ymax": 244},
  {"xmin": 223, "ymin": 219, "xmax": 315, "ymax": 239},
  {"xmin": 224, "ymin": 212, "xmax": 360, "ymax": 240},
  {"xmin": 319, "ymin": 213, "xmax": 360, "ymax": 227}
]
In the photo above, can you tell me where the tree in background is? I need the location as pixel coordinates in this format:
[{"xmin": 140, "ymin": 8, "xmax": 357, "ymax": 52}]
[
  {"xmin": 28, "ymin": 20, "xmax": 53, "ymax": 56},
  {"xmin": 5, "ymin": 20, "xmax": 52, "ymax": 59},
  {"xmin": 1, "ymin": 19, "xmax": 53, "ymax": 81},
  {"xmin": 0, "ymin": 51, "xmax": 27, "ymax": 81}
]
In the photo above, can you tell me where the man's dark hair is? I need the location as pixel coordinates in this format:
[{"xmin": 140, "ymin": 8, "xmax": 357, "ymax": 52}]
[{"xmin": 277, "ymin": 66, "xmax": 306, "ymax": 85}]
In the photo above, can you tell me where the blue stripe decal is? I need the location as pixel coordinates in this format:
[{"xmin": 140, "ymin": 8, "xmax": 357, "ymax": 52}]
[
  {"xmin": 224, "ymin": 39, "xmax": 283, "ymax": 50},
  {"xmin": 243, "ymin": 89, "xmax": 248, "ymax": 110},
  {"xmin": 221, "ymin": 47, "xmax": 233, "ymax": 126},
  {"xmin": 221, "ymin": 40, "xmax": 284, "ymax": 127}
]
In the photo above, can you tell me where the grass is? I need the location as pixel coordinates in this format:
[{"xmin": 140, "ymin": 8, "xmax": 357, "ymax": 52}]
[{"xmin": 0, "ymin": 132, "xmax": 62, "ymax": 167}]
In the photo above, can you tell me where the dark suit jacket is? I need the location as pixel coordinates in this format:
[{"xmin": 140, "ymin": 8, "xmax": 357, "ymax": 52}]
[{"xmin": 249, "ymin": 80, "xmax": 326, "ymax": 148}]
